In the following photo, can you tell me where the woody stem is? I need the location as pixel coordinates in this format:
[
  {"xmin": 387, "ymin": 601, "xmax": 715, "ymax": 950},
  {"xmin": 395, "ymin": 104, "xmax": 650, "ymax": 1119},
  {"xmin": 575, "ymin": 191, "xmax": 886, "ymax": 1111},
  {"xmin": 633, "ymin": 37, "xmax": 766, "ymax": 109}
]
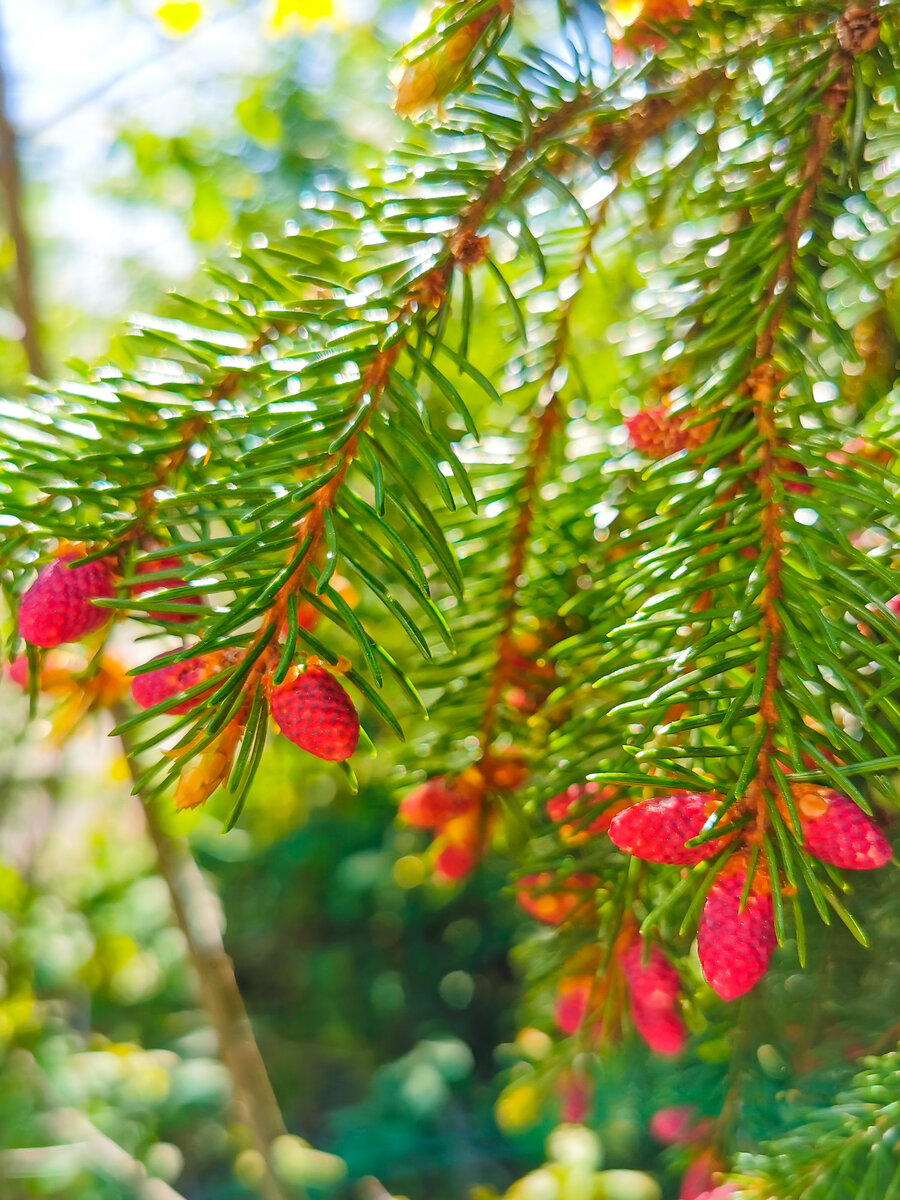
[
  {"xmin": 747, "ymin": 52, "xmax": 852, "ymax": 831},
  {"xmin": 114, "ymin": 711, "xmax": 292, "ymax": 1200}
]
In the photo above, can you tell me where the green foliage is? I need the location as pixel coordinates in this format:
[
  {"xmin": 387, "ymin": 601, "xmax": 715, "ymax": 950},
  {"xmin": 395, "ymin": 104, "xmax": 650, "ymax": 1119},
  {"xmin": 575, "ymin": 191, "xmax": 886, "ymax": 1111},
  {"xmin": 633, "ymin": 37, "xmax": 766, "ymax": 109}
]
[
  {"xmin": 734, "ymin": 1050, "xmax": 900, "ymax": 1199},
  {"xmin": 6, "ymin": 1, "xmax": 900, "ymax": 1198}
]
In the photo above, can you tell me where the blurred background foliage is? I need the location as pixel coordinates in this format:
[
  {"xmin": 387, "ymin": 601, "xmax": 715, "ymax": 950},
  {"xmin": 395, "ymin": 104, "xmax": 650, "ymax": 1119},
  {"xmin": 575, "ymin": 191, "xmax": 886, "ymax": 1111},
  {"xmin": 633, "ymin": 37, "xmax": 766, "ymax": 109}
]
[{"xmin": 0, "ymin": 0, "xmax": 406, "ymax": 384}]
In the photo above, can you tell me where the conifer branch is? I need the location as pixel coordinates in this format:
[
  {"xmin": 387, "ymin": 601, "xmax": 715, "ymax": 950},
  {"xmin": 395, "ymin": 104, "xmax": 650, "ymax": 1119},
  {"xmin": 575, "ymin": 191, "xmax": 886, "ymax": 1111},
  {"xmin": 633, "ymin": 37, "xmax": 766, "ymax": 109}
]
[
  {"xmin": 510, "ymin": 5, "xmax": 900, "ymax": 1022},
  {"xmin": 433, "ymin": 65, "xmax": 729, "ymax": 765},
  {"xmin": 733, "ymin": 1048, "xmax": 900, "ymax": 1200},
  {"xmin": 746, "ymin": 52, "xmax": 854, "ymax": 832},
  {"xmin": 251, "ymin": 88, "xmax": 592, "ymax": 632},
  {"xmin": 121, "ymin": 326, "xmax": 286, "ymax": 549},
  {"xmin": 128, "ymin": 84, "xmax": 606, "ymax": 810}
]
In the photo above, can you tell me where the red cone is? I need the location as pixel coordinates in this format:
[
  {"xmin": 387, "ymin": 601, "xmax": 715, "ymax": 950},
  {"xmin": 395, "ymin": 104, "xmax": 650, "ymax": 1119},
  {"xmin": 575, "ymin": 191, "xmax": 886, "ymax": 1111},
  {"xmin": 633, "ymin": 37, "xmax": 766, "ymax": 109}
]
[
  {"xmin": 698, "ymin": 866, "xmax": 776, "ymax": 1001},
  {"xmin": 621, "ymin": 937, "xmax": 685, "ymax": 1056},
  {"xmin": 795, "ymin": 788, "xmax": 891, "ymax": 870},
  {"xmin": 399, "ymin": 775, "xmax": 479, "ymax": 829},
  {"xmin": 132, "ymin": 555, "xmax": 202, "ymax": 623},
  {"xmin": 131, "ymin": 653, "xmax": 216, "ymax": 715},
  {"xmin": 609, "ymin": 793, "xmax": 733, "ymax": 865},
  {"xmin": 19, "ymin": 551, "xmax": 116, "ymax": 647},
  {"xmin": 270, "ymin": 666, "xmax": 359, "ymax": 761}
]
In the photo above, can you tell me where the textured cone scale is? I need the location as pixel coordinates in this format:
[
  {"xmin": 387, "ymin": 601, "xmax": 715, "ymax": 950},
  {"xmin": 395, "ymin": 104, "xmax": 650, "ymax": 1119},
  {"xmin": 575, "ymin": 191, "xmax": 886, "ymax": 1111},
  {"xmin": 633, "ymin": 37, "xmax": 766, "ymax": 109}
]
[
  {"xmin": 399, "ymin": 776, "xmax": 478, "ymax": 829},
  {"xmin": 624, "ymin": 405, "xmax": 709, "ymax": 459},
  {"xmin": 797, "ymin": 789, "xmax": 891, "ymax": 870},
  {"xmin": 133, "ymin": 556, "xmax": 202, "ymax": 623},
  {"xmin": 698, "ymin": 868, "xmax": 776, "ymax": 1001},
  {"xmin": 131, "ymin": 654, "xmax": 215, "ymax": 715},
  {"xmin": 609, "ymin": 792, "xmax": 732, "ymax": 865},
  {"xmin": 515, "ymin": 872, "xmax": 598, "ymax": 925},
  {"xmin": 621, "ymin": 938, "xmax": 681, "ymax": 1006},
  {"xmin": 270, "ymin": 667, "xmax": 359, "ymax": 761},
  {"xmin": 19, "ymin": 551, "xmax": 116, "ymax": 647}
]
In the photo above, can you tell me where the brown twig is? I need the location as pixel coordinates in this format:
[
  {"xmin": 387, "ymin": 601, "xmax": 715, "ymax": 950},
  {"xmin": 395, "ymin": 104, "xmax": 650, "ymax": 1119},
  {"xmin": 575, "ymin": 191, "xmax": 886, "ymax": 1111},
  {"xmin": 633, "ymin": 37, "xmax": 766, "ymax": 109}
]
[
  {"xmin": 746, "ymin": 51, "xmax": 853, "ymax": 832},
  {"xmin": 230, "ymin": 92, "xmax": 597, "ymax": 707},
  {"xmin": 113, "ymin": 708, "xmax": 291, "ymax": 1200},
  {"xmin": 477, "ymin": 69, "xmax": 725, "ymax": 757},
  {"xmin": 0, "ymin": 12, "xmax": 45, "ymax": 379}
]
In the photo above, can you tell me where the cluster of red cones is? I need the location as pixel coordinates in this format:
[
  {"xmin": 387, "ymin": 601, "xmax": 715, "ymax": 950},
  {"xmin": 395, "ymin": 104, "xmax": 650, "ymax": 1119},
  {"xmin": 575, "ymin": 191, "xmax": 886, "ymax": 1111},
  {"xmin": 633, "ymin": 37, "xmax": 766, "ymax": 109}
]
[
  {"xmin": 15, "ymin": 546, "xmax": 361, "ymax": 766},
  {"xmin": 398, "ymin": 752, "xmax": 527, "ymax": 882},
  {"xmin": 18, "ymin": 546, "xmax": 202, "ymax": 649},
  {"xmin": 552, "ymin": 931, "xmax": 687, "ymax": 1057},
  {"xmin": 608, "ymin": 788, "xmax": 890, "ymax": 999}
]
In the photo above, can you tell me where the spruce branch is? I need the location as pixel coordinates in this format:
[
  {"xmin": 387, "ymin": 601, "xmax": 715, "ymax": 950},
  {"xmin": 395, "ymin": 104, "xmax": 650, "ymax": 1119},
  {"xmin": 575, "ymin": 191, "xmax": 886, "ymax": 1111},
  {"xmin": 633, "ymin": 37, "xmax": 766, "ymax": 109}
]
[
  {"xmin": 6, "ymin": 73, "xmax": 640, "ymax": 814},
  {"xmin": 732, "ymin": 1049, "xmax": 900, "ymax": 1200},
  {"xmin": 92, "ymin": 77, "xmax": 632, "ymax": 815},
  {"xmin": 746, "ymin": 50, "xmax": 854, "ymax": 835},
  {"xmin": 510, "ymin": 2, "xmax": 900, "ymax": 1023},
  {"xmin": 172, "ymin": 86, "xmax": 601, "ymax": 810}
]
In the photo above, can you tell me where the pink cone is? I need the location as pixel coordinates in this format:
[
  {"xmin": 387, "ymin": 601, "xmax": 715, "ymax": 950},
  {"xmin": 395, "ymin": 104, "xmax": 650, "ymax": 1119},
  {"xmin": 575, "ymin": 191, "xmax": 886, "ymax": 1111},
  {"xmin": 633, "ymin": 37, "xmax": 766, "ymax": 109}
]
[
  {"xmin": 698, "ymin": 868, "xmax": 776, "ymax": 1001},
  {"xmin": 609, "ymin": 793, "xmax": 733, "ymax": 865}
]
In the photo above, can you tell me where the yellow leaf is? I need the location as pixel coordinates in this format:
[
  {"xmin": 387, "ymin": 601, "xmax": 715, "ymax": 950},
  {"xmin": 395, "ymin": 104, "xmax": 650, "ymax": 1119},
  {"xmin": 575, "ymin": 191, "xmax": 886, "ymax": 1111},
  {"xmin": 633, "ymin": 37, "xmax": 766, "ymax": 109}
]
[
  {"xmin": 268, "ymin": 0, "xmax": 334, "ymax": 34},
  {"xmin": 155, "ymin": 2, "xmax": 203, "ymax": 35},
  {"xmin": 495, "ymin": 1081, "xmax": 541, "ymax": 1132}
]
